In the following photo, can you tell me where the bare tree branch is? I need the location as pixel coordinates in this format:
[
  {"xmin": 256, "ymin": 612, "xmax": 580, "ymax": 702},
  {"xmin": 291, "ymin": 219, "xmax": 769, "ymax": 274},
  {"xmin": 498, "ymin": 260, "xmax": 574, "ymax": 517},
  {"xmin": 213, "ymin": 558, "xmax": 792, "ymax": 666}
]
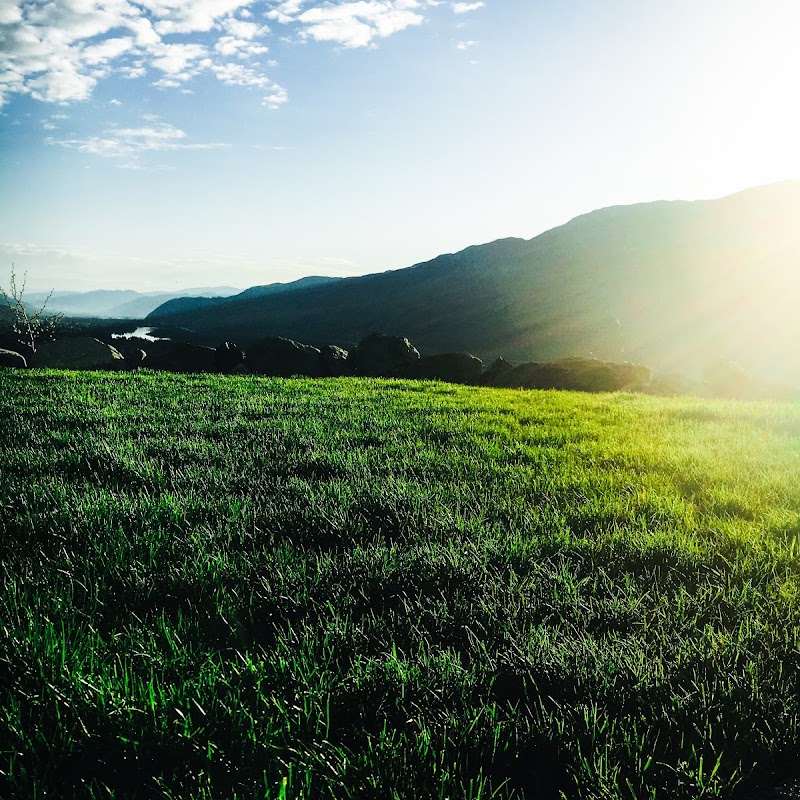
[{"xmin": 1, "ymin": 264, "xmax": 63, "ymax": 354}]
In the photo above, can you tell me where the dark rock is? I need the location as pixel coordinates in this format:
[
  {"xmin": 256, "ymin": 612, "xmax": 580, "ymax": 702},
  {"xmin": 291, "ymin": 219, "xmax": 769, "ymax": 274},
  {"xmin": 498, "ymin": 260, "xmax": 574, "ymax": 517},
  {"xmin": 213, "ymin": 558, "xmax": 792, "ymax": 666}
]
[
  {"xmin": 350, "ymin": 333, "xmax": 420, "ymax": 377},
  {"xmin": 246, "ymin": 336, "xmax": 324, "ymax": 377},
  {"xmin": 703, "ymin": 359, "xmax": 752, "ymax": 398},
  {"xmin": 480, "ymin": 357, "xmax": 513, "ymax": 386},
  {"xmin": 214, "ymin": 341, "xmax": 244, "ymax": 373},
  {"xmin": 112, "ymin": 339, "xmax": 147, "ymax": 367},
  {"xmin": 126, "ymin": 348, "xmax": 147, "ymax": 368},
  {"xmin": 319, "ymin": 345, "xmax": 351, "ymax": 376},
  {"xmin": 230, "ymin": 363, "xmax": 252, "ymax": 375},
  {"xmin": 135, "ymin": 339, "xmax": 217, "ymax": 373},
  {"xmin": 643, "ymin": 371, "xmax": 701, "ymax": 397},
  {"xmin": 492, "ymin": 357, "xmax": 651, "ymax": 393},
  {"xmin": 31, "ymin": 338, "xmax": 128, "ymax": 371},
  {"xmin": 397, "ymin": 352, "xmax": 483, "ymax": 384},
  {"xmin": 0, "ymin": 348, "xmax": 27, "ymax": 368}
]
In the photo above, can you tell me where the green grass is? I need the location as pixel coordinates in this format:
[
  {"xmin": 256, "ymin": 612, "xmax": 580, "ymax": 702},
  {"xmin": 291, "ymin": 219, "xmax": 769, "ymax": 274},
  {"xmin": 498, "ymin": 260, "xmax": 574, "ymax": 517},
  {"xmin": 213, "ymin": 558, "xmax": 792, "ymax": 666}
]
[{"xmin": 2, "ymin": 369, "xmax": 800, "ymax": 799}]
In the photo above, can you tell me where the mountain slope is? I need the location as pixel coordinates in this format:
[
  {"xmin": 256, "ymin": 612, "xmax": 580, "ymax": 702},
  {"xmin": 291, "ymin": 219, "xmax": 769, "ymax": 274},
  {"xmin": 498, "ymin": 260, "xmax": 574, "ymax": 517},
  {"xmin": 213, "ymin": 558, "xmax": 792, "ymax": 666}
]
[
  {"xmin": 151, "ymin": 275, "xmax": 341, "ymax": 318},
  {"xmin": 148, "ymin": 182, "xmax": 800, "ymax": 383}
]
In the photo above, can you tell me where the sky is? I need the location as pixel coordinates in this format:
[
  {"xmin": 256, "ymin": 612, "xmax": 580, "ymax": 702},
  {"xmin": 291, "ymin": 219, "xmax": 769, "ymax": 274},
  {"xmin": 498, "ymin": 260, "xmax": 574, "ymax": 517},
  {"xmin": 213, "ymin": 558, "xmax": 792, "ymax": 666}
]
[{"xmin": 1, "ymin": 0, "xmax": 799, "ymax": 292}]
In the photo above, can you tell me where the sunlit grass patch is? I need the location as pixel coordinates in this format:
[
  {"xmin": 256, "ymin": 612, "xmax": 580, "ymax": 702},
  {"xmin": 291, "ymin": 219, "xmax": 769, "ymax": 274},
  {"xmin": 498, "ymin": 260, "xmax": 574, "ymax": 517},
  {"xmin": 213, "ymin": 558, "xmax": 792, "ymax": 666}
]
[{"xmin": 1, "ymin": 369, "xmax": 799, "ymax": 798}]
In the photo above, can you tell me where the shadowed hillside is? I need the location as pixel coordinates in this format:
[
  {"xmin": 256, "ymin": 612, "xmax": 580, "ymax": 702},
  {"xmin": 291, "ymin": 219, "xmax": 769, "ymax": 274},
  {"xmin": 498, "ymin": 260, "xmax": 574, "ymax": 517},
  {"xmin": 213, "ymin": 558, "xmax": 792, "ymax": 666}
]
[
  {"xmin": 148, "ymin": 182, "xmax": 800, "ymax": 384},
  {"xmin": 151, "ymin": 275, "xmax": 341, "ymax": 318}
]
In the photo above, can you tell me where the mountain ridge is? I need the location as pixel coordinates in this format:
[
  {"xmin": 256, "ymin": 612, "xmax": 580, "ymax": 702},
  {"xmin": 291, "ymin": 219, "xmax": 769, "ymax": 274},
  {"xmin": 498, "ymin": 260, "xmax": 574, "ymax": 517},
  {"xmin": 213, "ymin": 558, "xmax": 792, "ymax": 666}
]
[
  {"xmin": 151, "ymin": 275, "xmax": 342, "ymax": 318},
  {"xmin": 146, "ymin": 181, "xmax": 800, "ymax": 383}
]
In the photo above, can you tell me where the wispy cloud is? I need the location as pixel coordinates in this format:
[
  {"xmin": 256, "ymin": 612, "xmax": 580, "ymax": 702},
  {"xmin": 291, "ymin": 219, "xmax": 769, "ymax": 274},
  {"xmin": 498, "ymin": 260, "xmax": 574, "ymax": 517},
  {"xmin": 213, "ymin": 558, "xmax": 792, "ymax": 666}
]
[
  {"xmin": 452, "ymin": 2, "xmax": 484, "ymax": 12},
  {"xmin": 46, "ymin": 120, "xmax": 229, "ymax": 168},
  {"xmin": 456, "ymin": 39, "xmax": 478, "ymax": 50}
]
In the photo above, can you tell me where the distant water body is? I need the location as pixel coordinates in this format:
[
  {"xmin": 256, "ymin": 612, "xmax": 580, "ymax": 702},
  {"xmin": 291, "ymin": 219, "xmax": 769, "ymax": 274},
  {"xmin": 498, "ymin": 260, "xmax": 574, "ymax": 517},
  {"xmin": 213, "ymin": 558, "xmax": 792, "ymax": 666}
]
[{"xmin": 111, "ymin": 327, "xmax": 165, "ymax": 342}]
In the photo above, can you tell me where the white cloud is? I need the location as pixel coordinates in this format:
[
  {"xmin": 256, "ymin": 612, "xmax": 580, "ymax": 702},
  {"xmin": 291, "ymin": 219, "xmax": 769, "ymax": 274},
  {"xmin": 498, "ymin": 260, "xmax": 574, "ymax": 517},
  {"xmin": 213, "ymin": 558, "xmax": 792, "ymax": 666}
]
[
  {"xmin": 149, "ymin": 41, "xmax": 208, "ymax": 76},
  {"xmin": 138, "ymin": 0, "xmax": 253, "ymax": 35},
  {"xmin": 47, "ymin": 119, "xmax": 229, "ymax": 167},
  {"xmin": 82, "ymin": 36, "xmax": 135, "ymax": 66},
  {"xmin": 212, "ymin": 61, "xmax": 272, "ymax": 87},
  {"xmin": 267, "ymin": 1, "xmax": 309, "ymax": 25},
  {"xmin": 261, "ymin": 85, "xmax": 288, "ymax": 108},
  {"xmin": 452, "ymin": 1, "xmax": 483, "ymax": 12},
  {"xmin": 0, "ymin": 2, "xmax": 22, "ymax": 26},
  {"xmin": 215, "ymin": 35, "xmax": 269, "ymax": 57},
  {"xmin": 455, "ymin": 39, "xmax": 477, "ymax": 50},
  {"xmin": 267, "ymin": 0, "xmax": 434, "ymax": 48},
  {"xmin": 0, "ymin": 0, "xmax": 283, "ymax": 108},
  {"xmin": 0, "ymin": 0, "xmax": 449, "ymax": 109},
  {"xmin": 224, "ymin": 17, "xmax": 267, "ymax": 38},
  {"xmin": 27, "ymin": 65, "xmax": 97, "ymax": 104},
  {"xmin": 127, "ymin": 16, "xmax": 161, "ymax": 47}
]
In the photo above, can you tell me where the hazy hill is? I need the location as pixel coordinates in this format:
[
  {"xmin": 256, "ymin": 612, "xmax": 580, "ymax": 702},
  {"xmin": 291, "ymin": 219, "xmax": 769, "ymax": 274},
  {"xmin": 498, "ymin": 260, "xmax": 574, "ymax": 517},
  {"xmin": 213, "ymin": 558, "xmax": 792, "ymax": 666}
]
[
  {"xmin": 147, "ymin": 182, "xmax": 800, "ymax": 384},
  {"xmin": 151, "ymin": 276, "xmax": 340, "ymax": 318},
  {"xmin": 23, "ymin": 287, "xmax": 240, "ymax": 319}
]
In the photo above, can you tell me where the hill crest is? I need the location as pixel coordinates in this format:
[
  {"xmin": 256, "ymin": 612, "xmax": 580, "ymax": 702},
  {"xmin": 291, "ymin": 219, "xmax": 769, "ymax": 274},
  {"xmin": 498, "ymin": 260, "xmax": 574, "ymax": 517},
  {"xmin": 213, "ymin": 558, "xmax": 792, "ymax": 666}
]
[{"xmin": 148, "ymin": 182, "xmax": 800, "ymax": 384}]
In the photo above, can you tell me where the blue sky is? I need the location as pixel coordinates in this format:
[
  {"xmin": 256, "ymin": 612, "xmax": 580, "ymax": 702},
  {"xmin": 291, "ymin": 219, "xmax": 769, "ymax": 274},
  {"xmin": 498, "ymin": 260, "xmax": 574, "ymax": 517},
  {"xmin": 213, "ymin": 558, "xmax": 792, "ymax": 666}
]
[{"xmin": 1, "ymin": 0, "xmax": 799, "ymax": 291}]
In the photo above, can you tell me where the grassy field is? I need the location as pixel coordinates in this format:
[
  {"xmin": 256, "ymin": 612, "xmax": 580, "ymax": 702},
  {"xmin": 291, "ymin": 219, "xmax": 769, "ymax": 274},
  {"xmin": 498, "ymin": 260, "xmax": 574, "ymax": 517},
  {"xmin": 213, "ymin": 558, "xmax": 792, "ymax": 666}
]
[{"xmin": 2, "ymin": 370, "xmax": 800, "ymax": 799}]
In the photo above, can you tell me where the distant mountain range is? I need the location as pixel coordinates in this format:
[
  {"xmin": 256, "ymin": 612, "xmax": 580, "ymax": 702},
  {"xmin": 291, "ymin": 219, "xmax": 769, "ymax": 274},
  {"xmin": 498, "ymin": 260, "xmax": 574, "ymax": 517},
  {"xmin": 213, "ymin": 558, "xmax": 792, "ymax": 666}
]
[
  {"xmin": 147, "ymin": 181, "xmax": 800, "ymax": 384},
  {"xmin": 150, "ymin": 276, "xmax": 341, "ymax": 318},
  {"xmin": 24, "ymin": 287, "xmax": 240, "ymax": 319}
]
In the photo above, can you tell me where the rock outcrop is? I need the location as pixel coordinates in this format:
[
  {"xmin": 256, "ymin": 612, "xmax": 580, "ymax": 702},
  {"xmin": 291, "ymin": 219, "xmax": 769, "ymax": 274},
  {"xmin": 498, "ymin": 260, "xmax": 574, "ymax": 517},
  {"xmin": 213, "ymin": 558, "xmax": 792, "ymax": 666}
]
[
  {"xmin": 111, "ymin": 339, "xmax": 147, "ymax": 367},
  {"xmin": 490, "ymin": 357, "xmax": 651, "ymax": 393},
  {"xmin": 0, "ymin": 348, "xmax": 27, "ymax": 368},
  {"xmin": 214, "ymin": 341, "xmax": 244, "ymax": 374},
  {"xmin": 350, "ymin": 333, "xmax": 420, "ymax": 377},
  {"xmin": 319, "ymin": 344, "xmax": 351, "ymax": 376},
  {"xmin": 31, "ymin": 338, "xmax": 127, "ymax": 371},
  {"xmin": 480, "ymin": 357, "xmax": 513, "ymax": 386},
  {"xmin": 397, "ymin": 352, "xmax": 482, "ymax": 384},
  {"xmin": 246, "ymin": 336, "xmax": 324, "ymax": 377},
  {"xmin": 125, "ymin": 339, "xmax": 217, "ymax": 373},
  {"xmin": 703, "ymin": 360, "xmax": 752, "ymax": 398}
]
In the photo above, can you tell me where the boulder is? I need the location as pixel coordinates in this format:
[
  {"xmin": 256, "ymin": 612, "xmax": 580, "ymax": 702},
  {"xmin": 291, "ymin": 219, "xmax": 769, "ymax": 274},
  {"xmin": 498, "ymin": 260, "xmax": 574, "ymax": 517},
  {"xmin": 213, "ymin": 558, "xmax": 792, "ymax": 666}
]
[
  {"xmin": 703, "ymin": 360, "xmax": 752, "ymax": 398},
  {"xmin": 0, "ymin": 348, "xmax": 27, "ymax": 368},
  {"xmin": 214, "ymin": 341, "xmax": 244, "ymax": 373},
  {"xmin": 112, "ymin": 339, "xmax": 148, "ymax": 367},
  {"xmin": 31, "ymin": 338, "xmax": 127, "ymax": 371},
  {"xmin": 480, "ymin": 357, "xmax": 513, "ymax": 386},
  {"xmin": 319, "ymin": 344, "xmax": 351, "ymax": 376},
  {"xmin": 644, "ymin": 371, "xmax": 700, "ymax": 397},
  {"xmin": 397, "ymin": 352, "xmax": 483, "ymax": 384},
  {"xmin": 492, "ymin": 357, "xmax": 651, "ymax": 393},
  {"xmin": 349, "ymin": 333, "xmax": 420, "ymax": 377},
  {"xmin": 246, "ymin": 336, "xmax": 324, "ymax": 377},
  {"xmin": 137, "ymin": 340, "xmax": 217, "ymax": 373}
]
